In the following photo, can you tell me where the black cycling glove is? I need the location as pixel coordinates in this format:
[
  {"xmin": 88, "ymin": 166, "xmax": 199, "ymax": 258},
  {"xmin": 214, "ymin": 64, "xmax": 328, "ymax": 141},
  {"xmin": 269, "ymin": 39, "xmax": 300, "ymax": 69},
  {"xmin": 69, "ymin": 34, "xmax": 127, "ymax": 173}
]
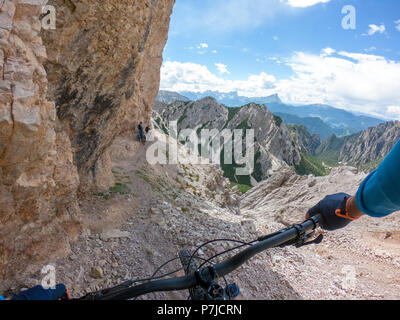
[{"xmin": 307, "ymin": 193, "xmax": 353, "ymax": 231}]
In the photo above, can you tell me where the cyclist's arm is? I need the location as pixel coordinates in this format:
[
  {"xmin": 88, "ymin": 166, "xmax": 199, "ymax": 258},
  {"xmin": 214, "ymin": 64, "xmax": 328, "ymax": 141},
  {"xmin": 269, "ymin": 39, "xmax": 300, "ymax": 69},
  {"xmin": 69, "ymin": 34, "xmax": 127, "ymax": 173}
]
[{"xmin": 352, "ymin": 139, "xmax": 400, "ymax": 218}]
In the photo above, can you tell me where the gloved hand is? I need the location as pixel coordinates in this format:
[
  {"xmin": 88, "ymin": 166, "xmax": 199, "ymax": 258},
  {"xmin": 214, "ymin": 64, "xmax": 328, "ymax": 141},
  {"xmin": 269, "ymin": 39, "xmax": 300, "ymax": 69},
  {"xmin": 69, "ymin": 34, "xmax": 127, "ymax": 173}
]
[
  {"xmin": 11, "ymin": 284, "xmax": 71, "ymax": 300},
  {"xmin": 306, "ymin": 193, "xmax": 354, "ymax": 231}
]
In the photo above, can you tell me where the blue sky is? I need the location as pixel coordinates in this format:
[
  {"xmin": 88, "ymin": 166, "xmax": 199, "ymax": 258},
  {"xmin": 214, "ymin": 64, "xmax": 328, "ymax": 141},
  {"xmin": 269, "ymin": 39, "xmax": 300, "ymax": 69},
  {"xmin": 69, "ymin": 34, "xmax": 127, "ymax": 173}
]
[{"xmin": 160, "ymin": 0, "xmax": 400, "ymax": 119}]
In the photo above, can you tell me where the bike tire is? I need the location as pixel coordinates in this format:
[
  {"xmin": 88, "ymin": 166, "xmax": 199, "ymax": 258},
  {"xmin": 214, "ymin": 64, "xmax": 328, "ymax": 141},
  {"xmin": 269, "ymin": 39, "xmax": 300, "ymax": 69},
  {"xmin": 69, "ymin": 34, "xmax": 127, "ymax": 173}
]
[{"xmin": 179, "ymin": 250, "xmax": 205, "ymax": 300}]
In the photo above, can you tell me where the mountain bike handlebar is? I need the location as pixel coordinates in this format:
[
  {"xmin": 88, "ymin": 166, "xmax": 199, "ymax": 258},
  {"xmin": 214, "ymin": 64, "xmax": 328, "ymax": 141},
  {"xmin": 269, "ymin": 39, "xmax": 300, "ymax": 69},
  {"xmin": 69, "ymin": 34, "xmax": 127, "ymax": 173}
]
[{"xmin": 80, "ymin": 214, "xmax": 322, "ymax": 300}]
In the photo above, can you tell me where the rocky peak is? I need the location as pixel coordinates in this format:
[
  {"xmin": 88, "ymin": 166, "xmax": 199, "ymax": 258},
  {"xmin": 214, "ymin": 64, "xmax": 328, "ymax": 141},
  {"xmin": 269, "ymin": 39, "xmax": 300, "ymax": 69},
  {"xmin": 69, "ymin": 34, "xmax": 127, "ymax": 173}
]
[
  {"xmin": 197, "ymin": 96, "xmax": 219, "ymax": 105},
  {"xmin": 153, "ymin": 99, "xmax": 301, "ymax": 184},
  {"xmin": 225, "ymin": 103, "xmax": 300, "ymax": 171},
  {"xmin": 339, "ymin": 121, "xmax": 400, "ymax": 167}
]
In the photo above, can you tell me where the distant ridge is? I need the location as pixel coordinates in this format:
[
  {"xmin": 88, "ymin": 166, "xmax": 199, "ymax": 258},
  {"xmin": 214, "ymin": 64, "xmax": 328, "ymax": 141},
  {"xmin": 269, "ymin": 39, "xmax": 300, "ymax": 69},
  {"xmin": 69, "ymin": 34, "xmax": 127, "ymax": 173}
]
[
  {"xmin": 156, "ymin": 90, "xmax": 385, "ymax": 139},
  {"xmin": 179, "ymin": 90, "xmax": 281, "ymax": 107},
  {"xmin": 156, "ymin": 90, "xmax": 190, "ymax": 104},
  {"xmin": 275, "ymin": 112, "xmax": 335, "ymax": 140},
  {"xmin": 266, "ymin": 102, "xmax": 384, "ymax": 135}
]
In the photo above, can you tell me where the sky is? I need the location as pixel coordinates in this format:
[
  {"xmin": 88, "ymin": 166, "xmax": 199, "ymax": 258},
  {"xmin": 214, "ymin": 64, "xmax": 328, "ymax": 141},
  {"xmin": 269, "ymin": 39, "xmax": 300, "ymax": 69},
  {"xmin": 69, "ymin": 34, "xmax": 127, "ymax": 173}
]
[{"xmin": 159, "ymin": 0, "xmax": 400, "ymax": 120}]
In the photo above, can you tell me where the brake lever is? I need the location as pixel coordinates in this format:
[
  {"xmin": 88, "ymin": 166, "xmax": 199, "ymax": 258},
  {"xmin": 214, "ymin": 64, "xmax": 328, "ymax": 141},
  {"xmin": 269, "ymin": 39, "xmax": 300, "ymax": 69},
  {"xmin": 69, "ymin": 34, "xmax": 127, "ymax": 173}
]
[
  {"xmin": 276, "ymin": 231, "xmax": 323, "ymax": 248},
  {"xmin": 299, "ymin": 233, "xmax": 324, "ymax": 247}
]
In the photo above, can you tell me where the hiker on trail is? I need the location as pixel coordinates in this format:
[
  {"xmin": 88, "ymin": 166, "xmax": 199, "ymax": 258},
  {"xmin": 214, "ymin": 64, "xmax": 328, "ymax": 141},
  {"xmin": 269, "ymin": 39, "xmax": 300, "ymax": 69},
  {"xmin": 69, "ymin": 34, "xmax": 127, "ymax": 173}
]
[
  {"xmin": 306, "ymin": 139, "xmax": 400, "ymax": 231},
  {"xmin": 137, "ymin": 122, "xmax": 145, "ymax": 143},
  {"xmin": 145, "ymin": 124, "xmax": 152, "ymax": 141}
]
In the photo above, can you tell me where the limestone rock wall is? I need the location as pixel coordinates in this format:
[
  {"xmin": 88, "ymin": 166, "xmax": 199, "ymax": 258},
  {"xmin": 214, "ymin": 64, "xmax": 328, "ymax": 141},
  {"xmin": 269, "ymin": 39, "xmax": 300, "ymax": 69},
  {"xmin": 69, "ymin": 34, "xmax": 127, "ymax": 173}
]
[
  {"xmin": 0, "ymin": 0, "xmax": 174, "ymax": 288},
  {"xmin": 0, "ymin": 0, "xmax": 81, "ymax": 288},
  {"xmin": 42, "ymin": 0, "xmax": 175, "ymax": 192}
]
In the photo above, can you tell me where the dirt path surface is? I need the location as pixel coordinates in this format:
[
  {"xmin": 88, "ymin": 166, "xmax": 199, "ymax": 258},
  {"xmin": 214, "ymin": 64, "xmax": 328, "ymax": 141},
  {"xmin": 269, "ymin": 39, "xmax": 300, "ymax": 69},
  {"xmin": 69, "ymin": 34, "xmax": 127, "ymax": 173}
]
[{"xmin": 51, "ymin": 132, "xmax": 300, "ymax": 300}]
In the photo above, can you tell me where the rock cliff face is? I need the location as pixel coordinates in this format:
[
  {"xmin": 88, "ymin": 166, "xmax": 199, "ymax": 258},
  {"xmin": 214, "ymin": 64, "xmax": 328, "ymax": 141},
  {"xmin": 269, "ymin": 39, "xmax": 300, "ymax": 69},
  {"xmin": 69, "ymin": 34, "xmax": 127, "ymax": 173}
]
[
  {"xmin": 0, "ymin": 0, "xmax": 81, "ymax": 286},
  {"xmin": 287, "ymin": 124, "xmax": 321, "ymax": 155},
  {"xmin": 338, "ymin": 121, "xmax": 400, "ymax": 168},
  {"xmin": 316, "ymin": 121, "xmax": 400, "ymax": 170},
  {"xmin": 0, "ymin": 0, "xmax": 174, "ymax": 287},
  {"xmin": 225, "ymin": 103, "xmax": 300, "ymax": 182},
  {"xmin": 42, "ymin": 0, "xmax": 175, "ymax": 191}
]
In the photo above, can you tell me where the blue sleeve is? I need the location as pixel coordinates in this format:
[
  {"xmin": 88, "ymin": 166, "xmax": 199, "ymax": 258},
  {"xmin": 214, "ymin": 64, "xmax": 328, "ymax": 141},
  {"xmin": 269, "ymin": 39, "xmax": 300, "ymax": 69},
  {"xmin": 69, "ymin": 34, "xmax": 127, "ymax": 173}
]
[
  {"xmin": 0, "ymin": 294, "xmax": 5, "ymax": 300},
  {"xmin": 355, "ymin": 139, "xmax": 400, "ymax": 217}
]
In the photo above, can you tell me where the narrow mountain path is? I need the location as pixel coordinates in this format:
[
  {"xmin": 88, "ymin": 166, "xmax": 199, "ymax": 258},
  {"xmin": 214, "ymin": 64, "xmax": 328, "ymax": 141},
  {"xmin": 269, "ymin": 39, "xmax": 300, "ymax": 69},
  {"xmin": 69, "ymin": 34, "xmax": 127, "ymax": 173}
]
[
  {"xmin": 29, "ymin": 131, "xmax": 399, "ymax": 300},
  {"xmin": 51, "ymin": 132, "xmax": 301, "ymax": 300}
]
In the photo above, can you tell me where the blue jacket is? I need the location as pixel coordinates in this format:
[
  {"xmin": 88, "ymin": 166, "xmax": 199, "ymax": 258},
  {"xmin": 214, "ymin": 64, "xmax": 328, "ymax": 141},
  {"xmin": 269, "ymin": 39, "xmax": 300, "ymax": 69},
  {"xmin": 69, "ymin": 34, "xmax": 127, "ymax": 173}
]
[{"xmin": 356, "ymin": 138, "xmax": 400, "ymax": 217}]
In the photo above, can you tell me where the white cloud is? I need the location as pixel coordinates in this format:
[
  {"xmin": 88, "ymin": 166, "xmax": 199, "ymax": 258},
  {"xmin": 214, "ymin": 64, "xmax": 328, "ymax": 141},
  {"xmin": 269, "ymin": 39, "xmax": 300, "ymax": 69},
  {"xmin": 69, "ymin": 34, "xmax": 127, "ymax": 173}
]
[
  {"xmin": 321, "ymin": 47, "xmax": 335, "ymax": 57},
  {"xmin": 212, "ymin": 50, "xmax": 218, "ymax": 54},
  {"xmin": 160, "ymin": 61, "xmax": 275, "ymax": 97},
  {"xmin": 364, "ymin": 24, "xmax": 386, "ymax": 36},
  {"xmin": 196, "ymin": 43, "xmax": 209, "ymax": 55},
  {"xmin": 273, "ymin": 36, "xmax": 279, "ymax": 41},
  {"xmin": 215, "ymin": 63, "xmax": 230, "ymax": 75},
  {"xmin": 276, "ymin": 50, "xmax": 400, "ymax": 119},
  {"xmin": 284, "ymin": 0, "xmax": 330, "ymax": 8},
  {"xmin": 395, "ymin": 20, "xmax": 400, "ymax": 31},
  {"xmin": 160, "ymin": 49, "xmax": 400, "ymax": 119}
]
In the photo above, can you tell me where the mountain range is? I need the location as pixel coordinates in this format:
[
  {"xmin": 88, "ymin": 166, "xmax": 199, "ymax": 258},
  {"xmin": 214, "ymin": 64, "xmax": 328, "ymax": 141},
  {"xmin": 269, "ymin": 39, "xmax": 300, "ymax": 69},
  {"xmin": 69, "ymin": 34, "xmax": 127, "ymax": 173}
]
[
  {"xmin": 178, "ymin": 90, "xmax": 282, "ymax": 106},
  {"xmin": 156, "ymin": 90, "xmax": 386, "ymax": 139},
  {"xmin": 266, "ymin": 102, "xmax": 385, "ymax": 137}
]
